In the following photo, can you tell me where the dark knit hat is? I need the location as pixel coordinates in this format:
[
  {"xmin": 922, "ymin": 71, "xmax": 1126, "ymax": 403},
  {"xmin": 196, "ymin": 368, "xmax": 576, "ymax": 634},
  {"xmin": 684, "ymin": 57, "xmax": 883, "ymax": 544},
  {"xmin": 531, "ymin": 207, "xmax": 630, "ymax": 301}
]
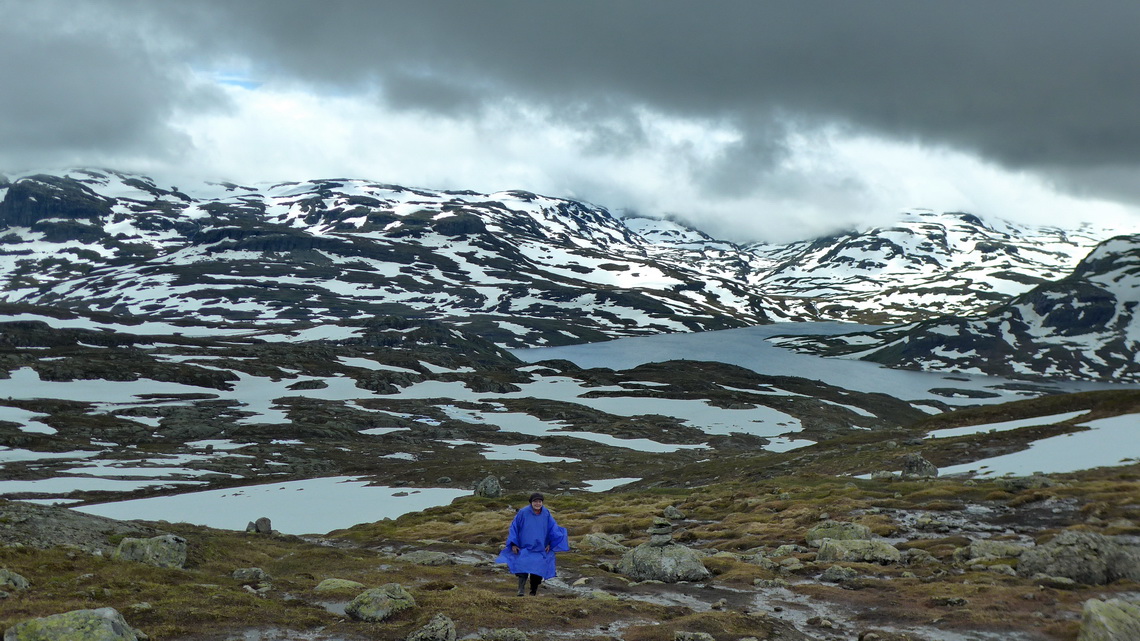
[{"xmin": 529, "ymin": 492, "xmax": 545, "ymax": 503}]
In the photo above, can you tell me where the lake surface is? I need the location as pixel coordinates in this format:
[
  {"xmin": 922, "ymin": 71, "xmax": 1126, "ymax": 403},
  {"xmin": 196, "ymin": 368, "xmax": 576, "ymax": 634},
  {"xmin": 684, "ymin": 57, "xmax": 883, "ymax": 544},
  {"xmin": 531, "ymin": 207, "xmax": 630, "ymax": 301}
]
[{"xmin": 512, "ymin": 323, "xmax": 1130, "ymax": 405}]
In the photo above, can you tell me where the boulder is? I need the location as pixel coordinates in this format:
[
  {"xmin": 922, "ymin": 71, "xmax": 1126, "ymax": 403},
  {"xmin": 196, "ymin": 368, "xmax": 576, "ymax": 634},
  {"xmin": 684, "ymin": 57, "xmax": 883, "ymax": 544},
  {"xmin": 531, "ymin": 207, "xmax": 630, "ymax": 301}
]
[
  {"xmin": 314, "ymin": 578, "xmax": 366, "ymax": 592},
  {"xmin": 806, "ymin": 521, "xmax": 872, "ymax": 547},
  {"xmin": 473, "ymin": 476, "xmax": 502, "ymax": 498},
  {"xmin": 0, "ymin": 569, "xmax": 29, "ymax": 591},
  {"xmin": 995, "ymin": 475, "xmax": 1056, "ymax": 491},
  {"xmin": 816, "ymin": 539, "xmax": 901, "ymax": 564},
  {"xmin": 954, "ymin": 539, "xmax": 1028, "ymax": 562},
  {"xmin": 245, "ymin": 517, "xmax": 273, "ymax": 535},
  {"xmin": 578, "ymin": 533, "xmax": 628, "ymax": 554},
  {"xmin": 899, "ymin": 453, "xmax": 938, "ymax": 478},
  {"xmin": 820, "ymin": 565, "xmax": 860, "ymax": 583},
  {"xmin": 664, "ymin": 505, "xmax": 686, "ymax": 520},
  {"xmin": 397, "ymin": 551, "xmax": 454, "ymax": 566},
  {"xmin": 407, "ymin": 613, "xmax": 456, "ymax": 641},
  {"xmin": 3, "ymin": 607, "xmax": 142, "ymax": 641},
  {"xmin": 1017, "ymin": 530, "xmax": 1140, "ymax": 585},
  {"xmin": 617, "ymin": 543, "xmax": 710, "ymax": 582},
  {"xmin": 674, "ymin": 632, "xmax": 715, "ymax": 641},
  {"xmin": 345, "ymin": 583, "xmax": 416, "ymax": 622},
  {"xmin": 231, "ymin": 567, "xmax": 271, "ymax": 583},
  {"xmin": 1078, "ymin": 598, "xmax": 1140, "ymax": 641},
  {"xmin": 112, "ymin": 534, "xmax": 187, "ymax": 569}
]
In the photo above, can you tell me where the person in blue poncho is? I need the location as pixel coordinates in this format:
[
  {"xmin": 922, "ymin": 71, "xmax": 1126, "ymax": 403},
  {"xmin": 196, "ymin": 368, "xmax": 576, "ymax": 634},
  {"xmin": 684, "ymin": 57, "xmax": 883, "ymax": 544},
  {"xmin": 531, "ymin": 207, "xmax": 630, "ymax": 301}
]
[{"xmin": 495, "ymin": 492, "xmax": 569, "ymax": 596}]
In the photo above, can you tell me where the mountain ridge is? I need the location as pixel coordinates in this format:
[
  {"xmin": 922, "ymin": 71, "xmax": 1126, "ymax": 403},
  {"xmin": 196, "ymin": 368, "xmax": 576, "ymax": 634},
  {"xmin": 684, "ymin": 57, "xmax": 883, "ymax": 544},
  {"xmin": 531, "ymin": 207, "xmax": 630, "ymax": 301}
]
[{"xmin": 1, "ymin": 168, "xmax": 1131, "ymax": 351}]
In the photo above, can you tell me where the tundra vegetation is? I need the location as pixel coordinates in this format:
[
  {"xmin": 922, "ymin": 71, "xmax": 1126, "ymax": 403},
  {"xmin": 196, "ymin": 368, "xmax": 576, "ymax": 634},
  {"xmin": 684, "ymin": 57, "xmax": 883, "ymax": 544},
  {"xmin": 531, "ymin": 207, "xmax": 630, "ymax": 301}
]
[{"xmin": 2, "ymin": 392, "xmax": 1138, "ymax": 641}]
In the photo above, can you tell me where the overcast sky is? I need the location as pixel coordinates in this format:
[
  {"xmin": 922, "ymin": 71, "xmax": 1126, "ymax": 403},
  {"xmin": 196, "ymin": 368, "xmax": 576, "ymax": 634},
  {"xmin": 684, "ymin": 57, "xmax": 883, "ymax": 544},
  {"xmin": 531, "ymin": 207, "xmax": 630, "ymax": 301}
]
[{"xmin": 3, "ymin": 1, "xmax": 1140, "ymax": 242}]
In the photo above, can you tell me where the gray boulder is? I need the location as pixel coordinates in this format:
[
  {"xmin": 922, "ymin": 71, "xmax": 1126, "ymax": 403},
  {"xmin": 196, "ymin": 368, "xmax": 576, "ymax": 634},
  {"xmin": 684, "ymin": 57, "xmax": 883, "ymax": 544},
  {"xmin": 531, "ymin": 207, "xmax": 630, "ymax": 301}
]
[
  {"xmin": 618, "ymin": 543, "xmax": 710, "ymax": 582},
  {"xmin": 314, "ymin": 578, "xmax": 366, "ymax": 592},
  {"xmin": 345, "ymin": 583, "xmax": 416, "ymax": 622},
  {"xmin": 1017, "ymin": 530, "xmax": 1140, "ymax": 585},
  {"xmin": 820, "ymin": 565, "xmax": 860, "ymax": 583},
  {"xmin": 664, "ymin": 505, "xmax": 686, "ymax": 520},
  {"xmin": 397, "ymin": 551, "xmax": 454, "ymax": 566},
  {"xmin": 815, "ymin": 539, "xmax": 901, "ymax": 564},
  {"xmin": 806, "ymin": 521, "xmax": 872, "ymax": 547},
  {"xmin": 473, "ymin": 476, "xmax": 502, "ymax": 498},
  {"xmin": 954, "ymin": 539, "xmax": 1028, "ymax": 562},
  {"xmin": 3, "ymin": 607, "xmax": 142, "ymax": 641},
  {"xmin": 245, "ymin": 517, "xmax": 273, "ymax": 535},
  {"xmin": 112, "ymin": 534, "xmax": 187, "ymax": 569},
  {"xmin": 0, "ymin": 569, "xmax": 29, "ymax": 591},
  {"xmin": 899, "ymin": 453, "xmax": 938, "ymax": 478},
  {"xmin": 232, "ymin": 567, "xmax": 270, "ymax": 583},
  {"xmin": 407, "ymin": 613, "xmax": 456, "ymax": 641},
  {"xmin": 1078, "ymin": 598, "xmax": 1140, "ymax": 641},
  {"xmin": 578, "ymin": 533, "xmax": 628, "ymax": 554},
  {"xmin": 995, "ymin": 475, "xmax": 1057, "ymax": 491}
]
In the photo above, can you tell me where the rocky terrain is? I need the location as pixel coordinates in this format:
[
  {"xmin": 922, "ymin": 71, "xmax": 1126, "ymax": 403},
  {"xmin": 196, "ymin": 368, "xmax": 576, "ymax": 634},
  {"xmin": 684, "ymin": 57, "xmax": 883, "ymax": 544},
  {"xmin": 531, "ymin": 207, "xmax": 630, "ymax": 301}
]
[
  {"xmin": 1, "ymin": 169, "xmax": 1139, "ymax": 640},
  {"xmin": 1, "ymin": 437, "xmax": 1138, "ymax": 641}
]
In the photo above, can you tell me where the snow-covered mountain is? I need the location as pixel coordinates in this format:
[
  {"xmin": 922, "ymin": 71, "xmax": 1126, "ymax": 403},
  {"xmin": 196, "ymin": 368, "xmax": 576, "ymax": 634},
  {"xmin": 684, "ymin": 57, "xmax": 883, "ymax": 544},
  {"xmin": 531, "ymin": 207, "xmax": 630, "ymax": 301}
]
[
  {"xmin": 775, "ymin": 234, "xmax": 1140, "ymax": 382},
  {"xmin": 0, "ymin": 169, "xmax": 1130, "ymax": 351},
  {"xmin": 0, "ymin": 170, "xmax": 806, "ymax": 348},
  {"xmin": 745, "ymin": 211, "xmax": 1110, "ymax": 323}
]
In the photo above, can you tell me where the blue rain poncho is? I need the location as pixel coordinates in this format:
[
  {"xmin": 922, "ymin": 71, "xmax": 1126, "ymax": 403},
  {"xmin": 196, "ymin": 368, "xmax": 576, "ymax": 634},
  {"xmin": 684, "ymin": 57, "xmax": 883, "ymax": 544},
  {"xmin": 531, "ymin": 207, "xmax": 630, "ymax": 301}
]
[{"xmin": 494, "ymin": 505, "xmax": 569, "ymax": 578}]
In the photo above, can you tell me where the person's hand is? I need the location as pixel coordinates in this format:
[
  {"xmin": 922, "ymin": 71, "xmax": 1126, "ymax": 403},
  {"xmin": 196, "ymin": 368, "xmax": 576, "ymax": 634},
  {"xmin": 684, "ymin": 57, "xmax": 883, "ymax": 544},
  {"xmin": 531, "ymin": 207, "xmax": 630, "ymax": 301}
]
[
  {"xmin": 545, "ymin": 545, "xmax": 551, "ymax": 552},
  {"xmin": 511, "ymin": 545, "xmax": 519, "ymax": 554}
]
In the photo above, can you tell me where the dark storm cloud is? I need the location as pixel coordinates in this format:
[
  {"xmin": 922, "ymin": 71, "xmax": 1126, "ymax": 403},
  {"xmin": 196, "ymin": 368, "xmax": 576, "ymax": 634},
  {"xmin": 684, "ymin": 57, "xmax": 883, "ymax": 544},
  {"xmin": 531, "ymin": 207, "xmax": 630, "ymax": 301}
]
[
  {"xmin": 4, "ymin": 0, "xmax": 1139, "ymax": 205},
  {"xmin": 0, "ymin": 2, "xmax": 226, "ymax": 168},
  {"xmin": 155, "ymin": 0, "xmax": 1140, "ymax": 173}
]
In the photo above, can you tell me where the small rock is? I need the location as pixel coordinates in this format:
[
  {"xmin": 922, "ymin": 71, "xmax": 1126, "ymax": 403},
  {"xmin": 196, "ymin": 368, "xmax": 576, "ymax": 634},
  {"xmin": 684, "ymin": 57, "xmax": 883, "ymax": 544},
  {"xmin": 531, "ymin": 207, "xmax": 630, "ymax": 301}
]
[
  {"xmin": 0, "ymin": 569, "xmax": 30, "ymax": 591},
  {"xmin": 820, "ymin": 565, "xmax": 860, "ymax": 583},
  {"xmin": 806, "ymin": 520, "xmax": 872, "ymax": 547},
  {"xmin": 345, "ymin": 583, "xmax": 416, "ymax": 622},
  {"xmin": 314, "ymin": 578, "xmax": 366, "ymax": 592},
  {"xmin": 397, "ymin": 550, "xmax": 454, "ymax": 566},
  {"xmin": 407, "ymin": 613, "xmax": 455, "ymax": 641},
  {"xmin": 232, "ymin": 567, "xmax": 271, "ymax": 583},
  {"xmin": 4, "ymin": 607, "xmax": 144, "ymax": 641},
  {"xmin": 899, "ymin": 453, "xmax": 938, "ymax": 478},
  {"xmin": 664, "ymin": 505, "xmax": 686, "ymax": 520},
  {"xmin": 112, "ymin": 534, "xmax": 187, "ymax": 569},
  {"xmin": 245, "ymin": 517, "xmax": 272, "ymax": 535},
  {"xmin": 578, "ymin": 533, "xmax": 629, "ymax": 554},
  {"xmin": 474, "ymin": 475, "xmax": 502, "ymax": 498}
]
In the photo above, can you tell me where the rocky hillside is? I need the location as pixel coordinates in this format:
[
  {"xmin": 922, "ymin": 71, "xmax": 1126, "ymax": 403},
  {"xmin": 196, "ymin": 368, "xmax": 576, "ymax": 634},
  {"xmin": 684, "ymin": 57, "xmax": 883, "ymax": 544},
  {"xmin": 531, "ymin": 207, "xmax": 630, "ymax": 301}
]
[
  {"xmin": 775, "ymin": 234, "xmax": 1140, "ymax": 383},
  {"xmin": 2, "ymin": 430, "xmax": 1138, "ymax": 641},
  {"xmin": 0, "ymin": 170, "xmax": 1126, "ymax": 349}
]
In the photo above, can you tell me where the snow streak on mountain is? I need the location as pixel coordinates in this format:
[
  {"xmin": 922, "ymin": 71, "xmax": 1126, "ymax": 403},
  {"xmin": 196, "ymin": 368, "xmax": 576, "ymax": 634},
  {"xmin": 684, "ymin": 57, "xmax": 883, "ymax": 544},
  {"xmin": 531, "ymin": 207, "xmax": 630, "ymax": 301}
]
[
  {"xmin": 0, "ymin": 169, "xmax": 1126, "ymax": 356},
  {"xmin": 776, "ymin": 234, "xmax": 1140, "ymax": 382}
]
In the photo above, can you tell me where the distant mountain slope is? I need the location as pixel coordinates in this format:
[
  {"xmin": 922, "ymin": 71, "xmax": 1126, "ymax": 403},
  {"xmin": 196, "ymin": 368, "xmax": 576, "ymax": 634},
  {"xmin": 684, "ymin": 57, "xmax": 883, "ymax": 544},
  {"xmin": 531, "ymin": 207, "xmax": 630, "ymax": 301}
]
[
  {"xmin": 775, "ymin": 234, "xmax": 1140, "ymax": 382},
  {"xmin": 0, "ymin": 170, "xmax": 807, "ymax": 347},
  {"xmin": 746, "ymin": 210, "xmax": 1109, "ymax": 323},
  {"xmin": 0, "ymin": 169, "xmax": 1129, "ymax": 348}
]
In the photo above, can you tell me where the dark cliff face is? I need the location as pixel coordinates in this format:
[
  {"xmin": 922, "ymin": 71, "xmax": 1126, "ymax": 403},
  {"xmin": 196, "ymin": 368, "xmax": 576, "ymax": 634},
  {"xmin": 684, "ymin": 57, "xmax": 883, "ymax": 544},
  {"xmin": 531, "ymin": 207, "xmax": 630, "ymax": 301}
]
[{"xmin": 0, "ymin": 175, "xmax": 114, "ymax": 227}]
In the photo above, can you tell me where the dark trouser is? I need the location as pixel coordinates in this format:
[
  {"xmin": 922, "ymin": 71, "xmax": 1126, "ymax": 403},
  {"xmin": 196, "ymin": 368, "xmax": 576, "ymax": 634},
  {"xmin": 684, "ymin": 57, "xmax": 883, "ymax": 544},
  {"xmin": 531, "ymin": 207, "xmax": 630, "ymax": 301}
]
[{"xmin": 515, "ymin": 573, "xmax": 542, "ymax": 595}]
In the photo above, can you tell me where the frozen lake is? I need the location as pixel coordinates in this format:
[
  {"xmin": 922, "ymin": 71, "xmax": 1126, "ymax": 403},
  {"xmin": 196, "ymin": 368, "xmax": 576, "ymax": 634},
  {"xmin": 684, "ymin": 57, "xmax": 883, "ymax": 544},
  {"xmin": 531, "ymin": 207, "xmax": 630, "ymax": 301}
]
[
  {"xmin": 9, "ymin": 323, "xmax": 1138, "ymax": 533},
  {"xmin": 512, "ymin": 323, "xmax": 1129, "ymax": 405}
]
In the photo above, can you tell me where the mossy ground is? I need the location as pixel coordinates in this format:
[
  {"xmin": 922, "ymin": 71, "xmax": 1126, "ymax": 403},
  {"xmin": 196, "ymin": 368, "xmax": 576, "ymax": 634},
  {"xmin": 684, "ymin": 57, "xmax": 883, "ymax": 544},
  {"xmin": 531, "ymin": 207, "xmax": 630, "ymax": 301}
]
[{"xmin": 3, "ymin": 457, "xmax": 1137, "ymax": 640}]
